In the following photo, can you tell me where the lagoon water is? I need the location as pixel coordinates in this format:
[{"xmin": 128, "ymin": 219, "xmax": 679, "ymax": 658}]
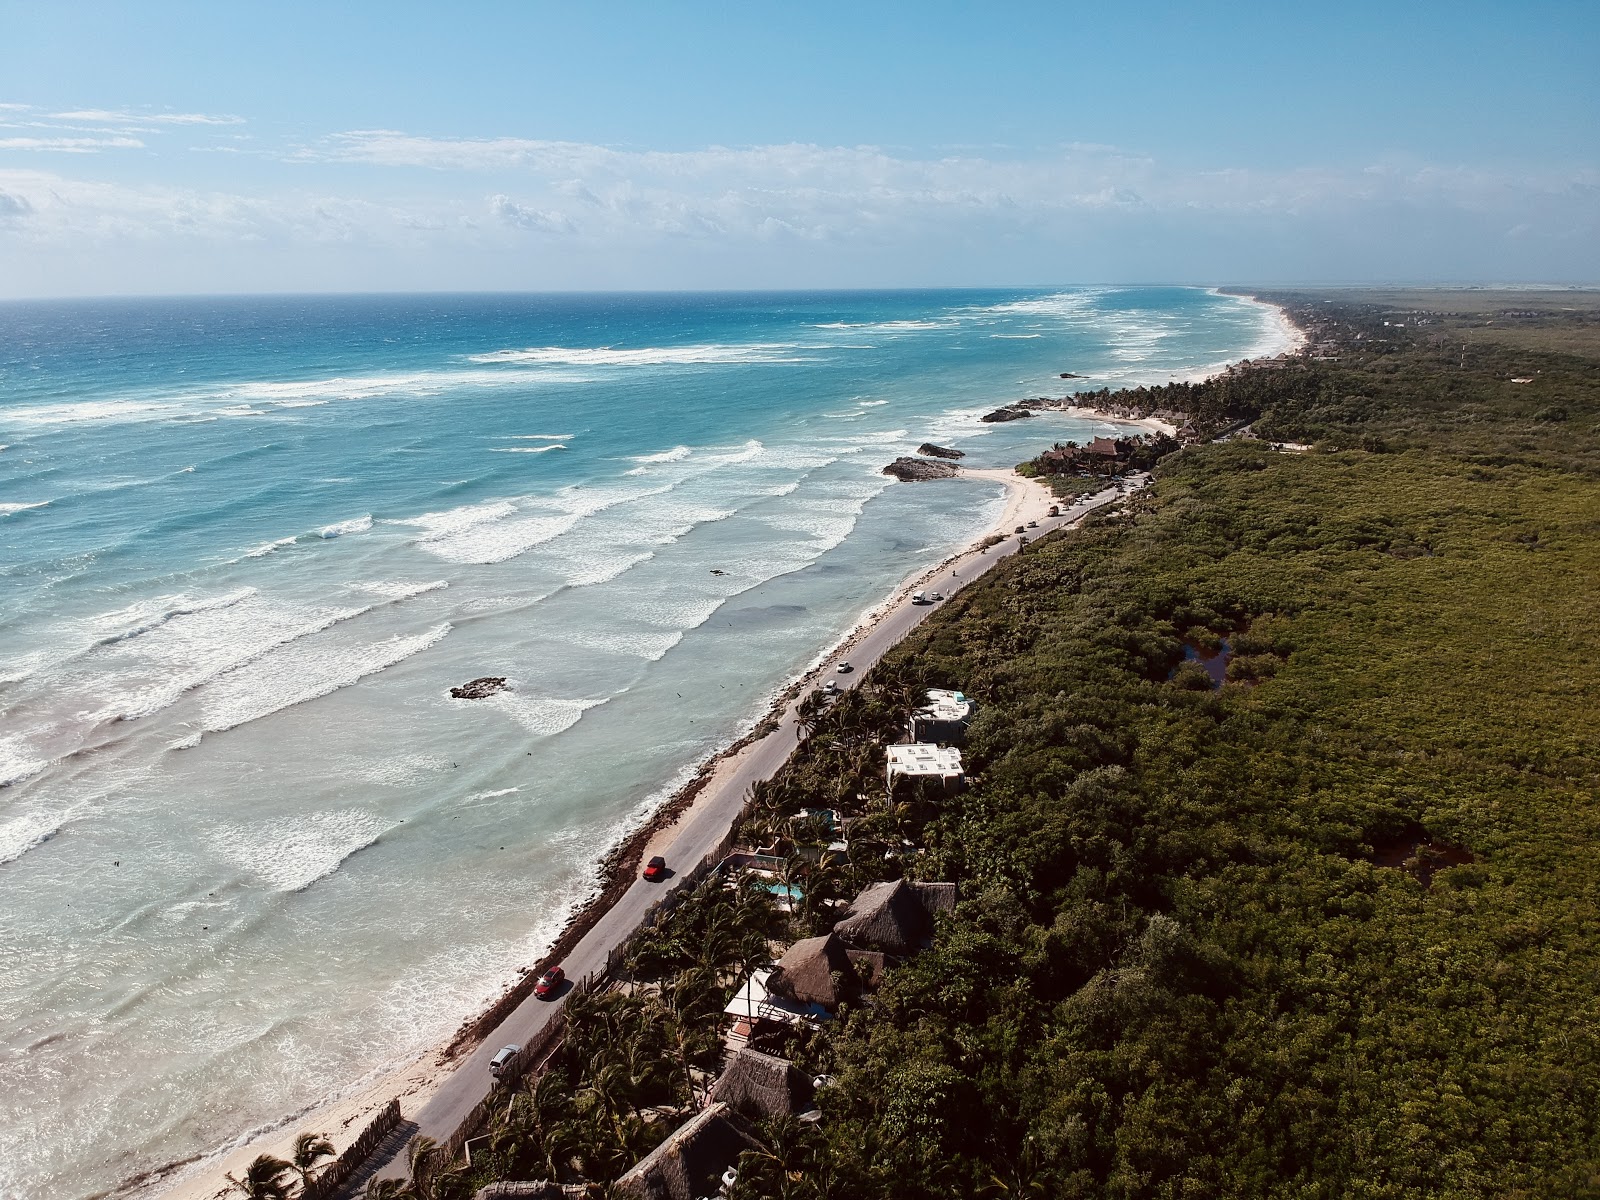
[{"xmin": 0, "ymin": 287, "xmax": 1288, "ymax": 1197}]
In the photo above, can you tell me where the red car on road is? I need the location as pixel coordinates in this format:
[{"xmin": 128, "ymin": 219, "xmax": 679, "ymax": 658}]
[
  {"xmin": 643, "ymin": 855, "xmax": 667, "ymax": 882},
  {"xmin": 533, "ymin": 966, "xmax": 564, "ymax": 999}
]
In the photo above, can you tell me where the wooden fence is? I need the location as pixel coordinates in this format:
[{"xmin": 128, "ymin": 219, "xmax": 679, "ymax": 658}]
[{"xmin": 302, "ymin": 1098, "xmax": 401, "ymax": 1200}]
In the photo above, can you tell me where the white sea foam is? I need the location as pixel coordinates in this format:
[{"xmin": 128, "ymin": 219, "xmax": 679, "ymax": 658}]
[
  {"xmin": 466, "ymin": 344, "xmax": 810, "ymax": 367},
  {"xmin": 0, "ymin": 501, "xmax": 50, "ymax": 516},
  {"xmin": 319, "ymin": 514, "xmax": 373, "ymax": 539},
  {"xmin": 351, "ymin": 579, "xmax": 448, "ymax": 601},
  {"xmin": 990, "ymin": 333, "xmax": 1044, "ymax": 339},
  {"xmin": 491, "ymin": 445, "xmax": 565, "ymax": 454},
  {"xmin": 242, "ymin": 536, "xmax": 298, "ymax": 559},
  {"xmin": 0, "ymin": 809, "xmax": 69, "ymax": 864},
  {"xmin": 93, "ymin": 587, "xmax": 258, "ymax": 648},
  {"xmin": 631, "ymin": 445, "xmax": 692, "ymax": 464},
  {"xmin": 482, "ymin": 692, "xmax": 607, "ymax": 737},
  {"xmin": 200, "ymin": 622, "xmax": 451, "ymax": 733},
  {"xmin": 0, "ymin": 734, "xmax": 49, "ymax": 790},
  {"xmin": 212, "ymin": 809, "xmax": 389, "ymax": 892},
  {"xmin": 467, "ymin": 787, "xmax": 520, "ymax": 802},
  {"xmin": 410, "ymin": 485, "xmax": 650, "ymax": 566},
  {"xmin": 857, "ymin": 399, "xmax": 889, "ymax": 407},
  {"xmin": 509, "ymin": 434, "xmax": 575, "ymax": 440}
]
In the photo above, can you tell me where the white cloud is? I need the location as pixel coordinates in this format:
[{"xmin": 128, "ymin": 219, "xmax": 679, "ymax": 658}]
[
  {"xmin": 51, "ymin": 109, "xmax": 244, "ymax": 126},
  {"xmin": 0, "ymin": 136, "xmax": 144, "ymax": 153},
  {"xmin": 488, "ymin": 194, "xmax": 574, "ymax": 234}
]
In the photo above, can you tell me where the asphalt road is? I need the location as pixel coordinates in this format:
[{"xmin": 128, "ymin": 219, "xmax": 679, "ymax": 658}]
[{"xmin": 360, "ymin": 477, "xmax": 1134, "ymax": 1185}]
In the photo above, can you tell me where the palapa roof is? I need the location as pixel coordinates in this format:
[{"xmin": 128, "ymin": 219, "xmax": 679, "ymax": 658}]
[
  {"xmin": 709, "ymin": 1047, "xmax": 816, "ymax": 1120},
  {"xmin": 833, "ymin": 879, "xmax": 958, "ymax": 955},
  {"xmin": 765, "ymin": 933, "xmax": 857, "ymax": 1010},
  {"xmin": 612, "ymin": 1102, "xmax": 761, "ymax": 1200}
]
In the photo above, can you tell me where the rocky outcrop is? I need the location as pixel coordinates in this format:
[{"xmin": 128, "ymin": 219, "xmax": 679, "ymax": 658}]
[
  {"xmin": 980, "ymin": 405, "xmax": 1033, "ymax": 423},
  {"xmin": 882, "ymin": 456, "xmax": 959, "ymax": 481},
  {"xmin": 1059, "ymin": 372, "xmax": 1083, "ymax": 379},
  {"xmin": 451, "ymin": 676, "xmax": 509, "ymax": 700},
  {"xmin": 917, "ymin": 443, "xmax": 965, "ymax": 460}
]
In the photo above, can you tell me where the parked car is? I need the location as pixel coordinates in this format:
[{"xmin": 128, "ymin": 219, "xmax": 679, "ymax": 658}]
[
  {"xmin": 836, "ymin": 661, "xmax": 853, "ymax": 673},
  {"xmin": 534, "ymin": 966, "xmax": 565, "ymax": 999},
  {"xmin": 926, "ymin": 591, "xmax": 944, "ymax": 602},
  {"xmin": 643, "ymin": 855, "xmax": 667, "ymax": 882},
  {"xmin": 489, "ymin": 1045, "xmax": 520, "ymax": 1077}
]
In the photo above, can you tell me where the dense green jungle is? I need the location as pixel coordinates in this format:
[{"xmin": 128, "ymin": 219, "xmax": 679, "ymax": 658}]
[{"xmin": 336, "ymin": 292, "xmax": 1600, "ymax": 1200}]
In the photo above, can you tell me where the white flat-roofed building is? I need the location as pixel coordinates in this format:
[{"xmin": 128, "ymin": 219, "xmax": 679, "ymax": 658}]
[
  {"xmin": 911, "ymin": 688, "xmax": 975, "ymax": 743},
  {"xmin": 886, "ymin": 743, "xmax": 964, "ymax": 787}
]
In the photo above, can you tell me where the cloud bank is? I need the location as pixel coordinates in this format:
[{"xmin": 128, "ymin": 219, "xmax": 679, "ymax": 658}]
[{"xmin": 0, "ymin": 124, "xmax": 1594, "ymax": 295}]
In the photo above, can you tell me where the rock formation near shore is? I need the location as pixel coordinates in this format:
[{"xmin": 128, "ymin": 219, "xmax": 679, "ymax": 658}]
[
  {"xmin": 882, "ymin": 456, "xmax": 960, "ymax": 481},
  {"xmin": 917, "ymin": 443, "xmax": 965, "ymax": 460},
  {"xmin": 451, "ymin": 676, "xmax": 509, "ymax": 700},
  {"xmin": 980, "ymin": 405, "xmax": 1034, "ymax": 423}
]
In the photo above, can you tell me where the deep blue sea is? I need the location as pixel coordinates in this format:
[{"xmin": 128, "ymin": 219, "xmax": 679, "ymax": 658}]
[{"xmin": 0, "ymin": 286, "xmax": 1291, "ymax": 1197}]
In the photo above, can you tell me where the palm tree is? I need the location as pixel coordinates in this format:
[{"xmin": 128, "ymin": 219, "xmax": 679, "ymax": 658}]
[
  {"xmin": 362, "ymin": 1179, "xmax": 406, "ymax": 1200},
  {"xmin": 290, "ymin": 1132, "xmax": 336, "ymax": 1191},
  {"xmin": 223, "ymin": 1155, "xmax": 294, "ymax": 1200}
]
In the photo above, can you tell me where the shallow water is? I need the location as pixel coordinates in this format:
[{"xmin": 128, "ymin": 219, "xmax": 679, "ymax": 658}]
[{"xmin": 0, "ymin": 286, "xmax": 1290, "ymax": 1197}]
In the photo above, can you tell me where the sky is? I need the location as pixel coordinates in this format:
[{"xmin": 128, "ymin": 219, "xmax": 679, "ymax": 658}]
[{"xmin": 0, "ymin": 0, "xmax": 1595, "ymax": 297}]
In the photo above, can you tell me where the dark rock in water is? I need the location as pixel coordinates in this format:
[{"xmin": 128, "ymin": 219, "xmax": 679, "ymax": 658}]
[
  {"xmin": 882, "ymin": 456, "xmax": 960, "ymax": 481},
  {"xmin": 710, "ymin": 568, "xmax": 727, "ymax": 576},
  {"xmin": 1060, "ymin": 371, "xmax": 1083, "ymax": 379},
  {"xmin": 979, "ymin": 406, "xmax": 1033, "ymax": 423},
  {"xmin": 451, "ymin": 676, "xmax": 509, "ymax": 700},
  {"xmin": 917, "ymin": 443, "xmax": 965, "ymax": 460}
]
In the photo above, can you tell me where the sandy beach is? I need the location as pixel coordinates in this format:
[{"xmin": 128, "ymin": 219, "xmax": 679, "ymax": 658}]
[{"xmin": 151, "ymin": 457, "xmax": 1113, "ymax": 1200}]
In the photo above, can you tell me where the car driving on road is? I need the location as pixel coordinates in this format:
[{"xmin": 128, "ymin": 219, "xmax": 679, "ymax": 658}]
[
  {"xmin": 643, "ymin": 855, "xmax": 667, "ymax": 882},
  {"xmin": 534, "ymin": 966, "xmax": 565, "ymax": 999}
]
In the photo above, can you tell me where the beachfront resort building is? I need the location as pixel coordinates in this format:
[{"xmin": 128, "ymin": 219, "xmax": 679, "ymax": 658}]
[
  {"xmin": 885, "ymin": 742, "xmax": 964, "ymax": 788},
  {"xmin": 832, "ymin": 878, "xmax": 958, "ymax": 957},
  {"xmin": 909, "ymin": 688, "xmax": 975, "ymax": 744}
]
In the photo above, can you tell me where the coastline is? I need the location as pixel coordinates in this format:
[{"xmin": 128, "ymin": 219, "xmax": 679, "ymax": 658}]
[
  {"xmin": 150, "ymin": 462, "xmax": 1071, "ymax": 1200},
  {"xmin": 150, "ymin": 292, "xmax": 1303, "ymax": 1200}
]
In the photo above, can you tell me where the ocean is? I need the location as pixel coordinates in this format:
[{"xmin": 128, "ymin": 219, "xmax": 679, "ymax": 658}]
[{"xmin": 0, "ymin": 286, "xmax": 1290, "ymax": 1198}]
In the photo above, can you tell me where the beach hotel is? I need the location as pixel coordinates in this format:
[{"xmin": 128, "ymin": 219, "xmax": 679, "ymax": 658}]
[
  {"xmin": 909, "ymin": 687, "xmax": 975, "ymax": 743},
  {"xmin": 885, "ymin": 743, "xmax": 964, "ymax": 788}
]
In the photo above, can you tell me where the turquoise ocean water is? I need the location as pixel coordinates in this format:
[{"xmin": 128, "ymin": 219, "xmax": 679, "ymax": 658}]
[{"xmin": 0, "ymin": 287, "xmax": 1288, "ymax": 1197}]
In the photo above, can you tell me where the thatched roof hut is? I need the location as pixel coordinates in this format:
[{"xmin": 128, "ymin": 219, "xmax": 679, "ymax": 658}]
[
  {"xmin": 611, "ymin": 1102, "xmax": 761, "ymax": 1200},
  {"xmin": 833, "ymin": 880, "xmax": 957, "ymax": 955},
  {"xmin": 475, "ymin": 1184, "xmax": 586, "ymax": 1199},
  {"xmin": 765, "ymin": 933, "xmax": 857, "ymax": 1010},
  {"xmin": 709, "ymin": 1047, "xmax": 816, "ymax": 1121}
]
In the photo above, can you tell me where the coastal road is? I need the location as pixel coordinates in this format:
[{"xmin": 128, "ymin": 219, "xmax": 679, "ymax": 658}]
[{"xmin": 356, "ymin": 474, "xmax": 1136, "ymax": 1188}]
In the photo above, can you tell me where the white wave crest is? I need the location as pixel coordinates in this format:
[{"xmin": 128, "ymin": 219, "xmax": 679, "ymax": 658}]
[
  {"xmin": 199, "ymin": 622, "xmax": 451, "ymax": 733},
  {"xmin": 631, "ymin": 445, "xmax": 692, "ymax": 464},
  {"xmin": 0, "ymin": 809, "xmax": 69, "ymax": 865},
  {"xmin": 353, "ymin": 579, "xmax": 449, "ymax": 601},
  {"xmin": 243, "ymin": 536, "xmax": 298, "ymax": 559},
  {"xmin": 509, "ymin": 433, "xmax": 574, "ymax": 440},
  {"xmin": 467, "ymin": 787, "xmax": 521, "ymax": 801},
  {"xmin": 491, "ymin": 444, "xmax": 566, "ymax": 453},
  {"xmin": 0, "ymin": 501, "xmax": 49, "ymax": 516},
  {"xmin": 466, "ymin": 344, "xmax": 810, "ymax": 367},
  {"xmin": 319, "ymin": 514, "xmax": 373, "ymax": 539},
  {"xmin": 213, "ymin": 808, "xmax": 389, "ymax": 892}
]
